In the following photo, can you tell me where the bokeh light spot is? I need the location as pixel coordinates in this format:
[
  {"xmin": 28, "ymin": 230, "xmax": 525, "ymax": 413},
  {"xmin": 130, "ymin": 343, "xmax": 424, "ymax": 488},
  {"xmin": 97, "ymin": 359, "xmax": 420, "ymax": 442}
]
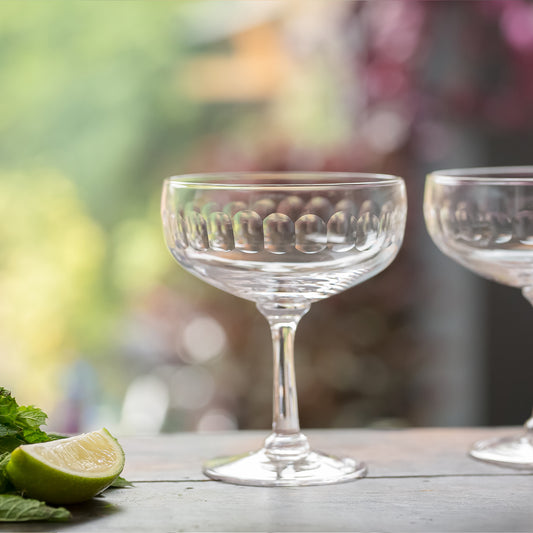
[{"xmin": 182, "ymin": 315, "xmax": 227, "ymax": 363}]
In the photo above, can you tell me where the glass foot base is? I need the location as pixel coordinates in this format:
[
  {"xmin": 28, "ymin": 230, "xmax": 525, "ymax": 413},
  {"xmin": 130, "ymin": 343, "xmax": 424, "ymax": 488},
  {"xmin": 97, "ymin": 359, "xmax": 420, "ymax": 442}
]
[
  {"xmin": 203, "ymin": 448, "xmax": 367, "ymax": 486},
  {"xmin": 470, "ymin": 434, "xmax": 533, "ymax": 469}
]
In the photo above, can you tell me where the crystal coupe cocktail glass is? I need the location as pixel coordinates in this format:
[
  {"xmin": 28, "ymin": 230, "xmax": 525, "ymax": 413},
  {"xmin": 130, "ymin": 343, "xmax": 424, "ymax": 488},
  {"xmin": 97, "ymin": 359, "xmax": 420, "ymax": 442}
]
[
  {"xmin": 161, "ymin": 172, "xmax": 407, "ymax": 485},
  {"xmin": 424, "ymin": 166, "xmax": 533, "ymax": 469}
]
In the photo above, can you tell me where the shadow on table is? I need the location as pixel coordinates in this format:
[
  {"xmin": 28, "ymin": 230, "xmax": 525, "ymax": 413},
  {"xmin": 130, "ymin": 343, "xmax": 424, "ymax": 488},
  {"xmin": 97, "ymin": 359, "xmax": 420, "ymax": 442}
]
[{"xmin": 0, "ymin": 495, "xmax": 123, "ymax": 532}]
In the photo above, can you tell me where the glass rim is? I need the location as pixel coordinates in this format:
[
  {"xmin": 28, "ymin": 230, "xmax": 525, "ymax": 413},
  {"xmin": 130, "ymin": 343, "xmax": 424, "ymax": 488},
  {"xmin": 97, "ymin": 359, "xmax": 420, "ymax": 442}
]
[
  {"xmin": 428, "ymin": 165, "xmax": 533, "ymax": 184},
  {"xmin": 164, "ymin": 171, "xmax": 404, "ymax": 189}
]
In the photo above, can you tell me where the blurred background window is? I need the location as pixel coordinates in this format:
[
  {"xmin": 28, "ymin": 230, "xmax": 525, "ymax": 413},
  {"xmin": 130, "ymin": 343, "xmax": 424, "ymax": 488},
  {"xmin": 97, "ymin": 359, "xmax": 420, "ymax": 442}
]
[{"xmin": 1, "ymin": 0, "xmax": 532, "ymax": 435}]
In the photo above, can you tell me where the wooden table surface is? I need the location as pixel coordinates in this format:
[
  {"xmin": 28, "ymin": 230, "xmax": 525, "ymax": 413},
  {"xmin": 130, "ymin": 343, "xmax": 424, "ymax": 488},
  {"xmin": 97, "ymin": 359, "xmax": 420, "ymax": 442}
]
[{"xmin": 3, "ymin": 427, "xmax": 532, "ymax": 532}]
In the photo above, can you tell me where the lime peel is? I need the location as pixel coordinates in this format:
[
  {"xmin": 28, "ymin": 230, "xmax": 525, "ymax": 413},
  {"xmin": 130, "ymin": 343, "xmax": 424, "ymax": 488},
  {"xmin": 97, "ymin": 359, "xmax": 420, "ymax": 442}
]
[{"xmin": 5, "ymin": 428, "xmax": 125, "ymax": 505}]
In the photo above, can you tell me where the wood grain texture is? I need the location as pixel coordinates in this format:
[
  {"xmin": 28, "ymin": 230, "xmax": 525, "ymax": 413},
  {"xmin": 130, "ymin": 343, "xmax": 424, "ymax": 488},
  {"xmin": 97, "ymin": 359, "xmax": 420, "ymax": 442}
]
[
  {"xmin": 2, "ymin": 428, "xmax": 532, "ymax": 532},
  {"xmin": 120, "ymin": 427, "xmax": 528, "ymax": 480}
]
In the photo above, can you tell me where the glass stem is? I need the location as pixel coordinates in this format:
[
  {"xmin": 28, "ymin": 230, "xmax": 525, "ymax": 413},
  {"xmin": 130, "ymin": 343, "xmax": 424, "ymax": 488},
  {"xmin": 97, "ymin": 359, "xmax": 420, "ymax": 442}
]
[
  {"xmin": 521, "ymin": 287, "xmax": 533, "ymax": 434},
  {"xmin": 257, "ymin": 302, "xmax": 311, "ymax": 461},
  {"xmin": 525, "ymin": 408, "xmax": 533, "ymax": 433}
]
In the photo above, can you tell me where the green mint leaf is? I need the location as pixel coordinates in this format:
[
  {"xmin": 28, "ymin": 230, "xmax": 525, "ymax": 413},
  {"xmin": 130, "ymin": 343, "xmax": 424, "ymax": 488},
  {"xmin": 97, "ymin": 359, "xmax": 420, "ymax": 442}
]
[
  {"xmin": 110, "ymin": 475, "xmax": 133, "ymax": 488},
  {"xmin": 0, "ymin": 389, "xmax": 53, "ymax": 448},
  {"xmin": 0, "ymin": 453, "xmax": 13, "ymax": 493},
  {"xmin": 21, "ymin": 428, "xmax": 50, "ymax": 444},
  {"xmin": 0, "ymin": 389, "xmax": 11, "ymax": 400},
  {"xmin": 16, "ymin": 405, "xmax": 47, "ymax": 429},
  {"xmin": 0, "ymin": 436, "xmax": 24, "ymax": 454},
  {"xmin": 45, "ymin": 433, "xmax": 67, "ymax": 441},
  {"xmin": 0, "ymin": 389, "xmax": 18, "ymax": 426},
  {"xmin": 0, "ymin": 425, "xmax": 18, "ymax": 438},
  {"xmin": 0, "ymin": 494, "xmax": 71, "ymax": 522},
  {"xmin": 0, "ymin": 452, "xmax": 10, "ymax": 466}
]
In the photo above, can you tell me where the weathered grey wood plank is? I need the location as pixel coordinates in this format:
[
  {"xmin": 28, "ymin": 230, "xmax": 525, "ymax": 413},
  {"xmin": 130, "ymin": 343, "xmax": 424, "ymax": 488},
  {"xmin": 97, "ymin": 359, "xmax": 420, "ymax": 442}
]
[
  {"xmin": 2, "ymin": 429, "xmax": 531, "ymax": 532},
  {"xmin": 3, "ymin": 475, "xmax": 532, "ymax": 532},
  {"xmin": 120, "ymin": 427, "xmax": 525, "ymax": 481}
]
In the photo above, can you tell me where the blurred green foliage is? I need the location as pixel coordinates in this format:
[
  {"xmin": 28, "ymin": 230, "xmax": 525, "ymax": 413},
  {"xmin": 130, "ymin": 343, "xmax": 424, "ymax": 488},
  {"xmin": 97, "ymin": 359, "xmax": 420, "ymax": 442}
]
[
  {"xmin": 0, "ymin": 1, "xmax": 208, "ymax": 410},
  {"xmin": 0, "ymin": 171, "xmax": 104, "ymax": 399},
  {"xmin": 0, "ymin": 2, "xmax": 200, "ymax": 224}
]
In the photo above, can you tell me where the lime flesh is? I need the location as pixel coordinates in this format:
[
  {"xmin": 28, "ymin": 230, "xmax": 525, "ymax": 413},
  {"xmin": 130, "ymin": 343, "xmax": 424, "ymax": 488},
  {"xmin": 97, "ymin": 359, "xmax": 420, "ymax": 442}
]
[{"xmin": 6, "ymin": 428, "xmax": 125, "ymax": 504}]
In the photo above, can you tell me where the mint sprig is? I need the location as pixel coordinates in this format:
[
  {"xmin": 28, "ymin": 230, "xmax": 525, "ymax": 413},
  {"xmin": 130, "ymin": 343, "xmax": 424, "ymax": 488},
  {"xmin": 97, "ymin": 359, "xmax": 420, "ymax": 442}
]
[
  {"xmin": 0, "ymin": 388, "xmax": 130, "ymax": 522},
  {"xmin": 0, "ymin": 388, "xmax": 52, "ymax": 452},
  {"xmin": 111, "ymin": 475, "xmax": 133, "ymax": 488},
  {"xmin": 0, "ymin": 388, "xmax": 71, "ymax": 522},
  {"xmin": 0, "ymin": 453, "xmax": 12, "ymax": 493},
  {"xmin": 0, "ymin": 494, "xmax": 70, "ymax": 522}
]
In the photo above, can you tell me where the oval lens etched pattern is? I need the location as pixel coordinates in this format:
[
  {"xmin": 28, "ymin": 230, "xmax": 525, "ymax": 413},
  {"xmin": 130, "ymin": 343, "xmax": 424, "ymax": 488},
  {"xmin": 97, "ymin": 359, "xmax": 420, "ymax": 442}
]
[
  {"xmin": 277, "ymin": 196, "xmax": 305, "ymax": 222},
  {"xmin": 208, "ymin": 212, "xmax": 235, "ymax": 252},
  {"xmin": 355, "ymin": 210, "xmax": 380, "ymax": 252},
  {"xmin": 295, "ymin": 214, "xmax": 327, "ymax": 254},
  {"xmin": 305, "ymin": 197, "xmax": 334, "ymax": 221},
  {"xmin": 264, "ymin": 213, "xmax": 295, "ymax": 254},
  {"xmin": 166, "ymin": 188, "xmax": 405, "ymax": 259},
  {"xmin": 515, "ymin": 210, "xmax": 533, "ymax": 245},
  {"xmin": 233, "ymin": 210, "xmax": 264, "ymax": 253},
  {"xmin": 487, "ymin": 212, "xmax": 513, "ymax": 244},
  {"xmin": 327, "ymin": 211, "xmax": 355, "ymax": 252},
  {"xmin": 173, "ymin": 212, "xmax": 189, "ymax": 249},
  {"xmin": 186, "ymin": 211, "xmax": 209, "ymax": 251}
]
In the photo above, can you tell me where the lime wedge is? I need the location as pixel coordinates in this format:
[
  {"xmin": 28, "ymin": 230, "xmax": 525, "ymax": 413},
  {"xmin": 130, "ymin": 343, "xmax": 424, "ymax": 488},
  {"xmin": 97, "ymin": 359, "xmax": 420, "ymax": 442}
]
[{"xmin": 6, "ymin": 428, "xmax": 125, "ymax": 504}]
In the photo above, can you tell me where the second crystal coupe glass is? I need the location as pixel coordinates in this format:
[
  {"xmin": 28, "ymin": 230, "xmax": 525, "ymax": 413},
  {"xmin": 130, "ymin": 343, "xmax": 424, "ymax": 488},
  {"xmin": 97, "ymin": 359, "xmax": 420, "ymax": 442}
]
[
  {"xmin": 162, "ymin": 172, "xmax": 407, "ymax": 485},
  {"xmin": 424, "ymin": 166, "xmax": 533, "ymax": 469}
]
